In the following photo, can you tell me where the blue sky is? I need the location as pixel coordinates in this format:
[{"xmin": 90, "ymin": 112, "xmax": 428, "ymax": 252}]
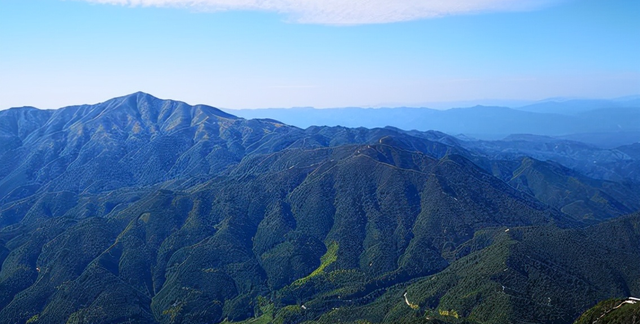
[{"xmin": 0, "ymin": 0, "xmax": 638, "ymax": 109}]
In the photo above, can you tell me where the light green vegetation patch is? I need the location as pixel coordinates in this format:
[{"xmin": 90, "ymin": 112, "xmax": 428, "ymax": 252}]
[{"xmin": 294, "ymin": 241, "xmax": 338, "ymax": 286}]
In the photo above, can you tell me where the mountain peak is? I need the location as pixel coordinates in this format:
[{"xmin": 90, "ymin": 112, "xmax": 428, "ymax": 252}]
[
  {"xmin": 121, "ymin": 91, "xmax": 162, "ymax": 103},
  {"xmin": 88, "ymin": 92, "xmax": 239, "ymax": 121},
  {"xmin": 108, "ymin": 91, "xmax": 161, "ymax": 106}
]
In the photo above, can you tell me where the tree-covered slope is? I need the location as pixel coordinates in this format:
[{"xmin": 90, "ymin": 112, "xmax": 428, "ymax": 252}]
[
  {"xmin": 0, "ymin": 93, "xmax": 638, "ymax": 324},
  {"xmin": 462, "ymin": 134, "xmax": 640, "ymax": 183},
  {"xmin": 489, "ymin": 157, "xmax": 640, "ymax": 223},
  {"xmin": 574, "ymin": 298, "xmax": 640, "ymax": 324},
  {"xmin": 304, "ymin": 213, "xmax": 640, "ymax": 324}
]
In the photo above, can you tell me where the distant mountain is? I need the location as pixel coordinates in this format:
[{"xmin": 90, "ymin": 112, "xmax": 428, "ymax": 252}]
[
  {"xmin": 225, "ymin": 101, "xmax": 640, "ymax": 143},
  {"xmin": 459, "ymin": 134, "xmax": 640, "ymax": 182},
  {"xmin": 557, "ymin": 131, "xmax": 640, "ymax": 148},
  {"xmin": 516, "ymin": 97, "xmax": 640, "ymax": 115},
  {"xmin": 0, "ymin": 93, "xmax": 638, "ymax": 324}
]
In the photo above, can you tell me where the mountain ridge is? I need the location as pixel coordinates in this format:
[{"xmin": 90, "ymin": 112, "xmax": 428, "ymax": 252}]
[
  {"xmin": 0, "ymin": 93, "xmax": 638, "ymax": 324},
  {"xmin": 224, "ymin": 101, "xmax": 640, "ymax": 144}
]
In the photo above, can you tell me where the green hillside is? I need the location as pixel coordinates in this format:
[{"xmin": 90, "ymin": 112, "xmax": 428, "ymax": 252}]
[
  {"xmin": 574, "ymin": 298, "xmax": 640, "ymax": 324},
  {"xmin": 0, "ymin": 94, "xmax": 638, "ymax": 324}
]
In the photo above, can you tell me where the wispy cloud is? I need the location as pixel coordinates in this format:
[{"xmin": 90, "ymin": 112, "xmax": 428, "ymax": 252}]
[{"xmin": 80, "ymin": 0, "xmax": 566, "ymax": 25}]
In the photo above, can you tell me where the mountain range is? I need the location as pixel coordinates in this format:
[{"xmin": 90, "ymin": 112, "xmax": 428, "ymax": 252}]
[
  {"xmin": 0, "ymin": 92, "xmax": 638, "ymax": 324},
  {"xmin": 225, "ymin": 97, "xmax": 640, "ymax": 147}
]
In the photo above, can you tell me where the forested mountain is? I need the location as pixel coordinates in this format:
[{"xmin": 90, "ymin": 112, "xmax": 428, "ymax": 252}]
[
  {"xmin": 0, "ymin": 93, "xmax": 638, "ymax": 324},
  {"xmin": 574, "ymin": 298, "xmax": 640, "ymax": 324},
  {"xmin": 459, "ymin": 134, "xmax": 640, "ymax": 182}
]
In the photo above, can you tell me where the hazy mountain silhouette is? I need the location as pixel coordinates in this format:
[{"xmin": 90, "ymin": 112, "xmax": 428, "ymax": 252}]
[{"xmin": 226, "ymin": 98, "xmax": 640, "ymax": 145}]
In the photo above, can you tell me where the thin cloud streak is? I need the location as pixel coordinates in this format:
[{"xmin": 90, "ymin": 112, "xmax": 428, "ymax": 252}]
[
  {"xmin": 80, "ymin": 0, "xmax": 567, "ymax": 24},
  {"xmin": 268, "ymin": 85, "xmax": 319, "ymax": 89}
]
